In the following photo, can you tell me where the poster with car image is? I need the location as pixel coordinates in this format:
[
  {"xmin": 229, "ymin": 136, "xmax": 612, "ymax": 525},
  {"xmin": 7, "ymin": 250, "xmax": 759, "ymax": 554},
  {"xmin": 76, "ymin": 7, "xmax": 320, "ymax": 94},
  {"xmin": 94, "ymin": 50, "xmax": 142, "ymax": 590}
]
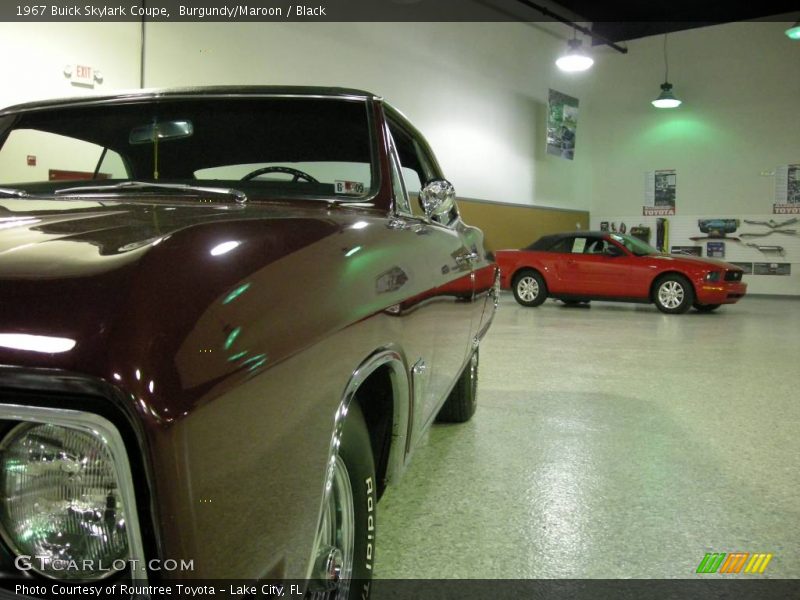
[
  {"xmin": 774, "ymin": 163, "xmax": 800, "ymax": 214},
  {"xmin": 546, "ymin": 89, "xmax": 579, "ymax": 160},
  {"xmin": 644, "ymin": 169, "xmax": 677, "ymax": 215}
]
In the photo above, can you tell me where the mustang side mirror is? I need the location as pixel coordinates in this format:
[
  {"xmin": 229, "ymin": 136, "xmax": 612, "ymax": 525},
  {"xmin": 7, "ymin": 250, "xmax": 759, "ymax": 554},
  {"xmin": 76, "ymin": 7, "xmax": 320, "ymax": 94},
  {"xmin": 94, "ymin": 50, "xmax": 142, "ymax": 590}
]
[
  {"xmin": 418, "ymin": 179, "xmax": 457, "ymax": 224},
  {"xmin": 603, "ymin": 245, "xmax": 624, "ymax": 257}
]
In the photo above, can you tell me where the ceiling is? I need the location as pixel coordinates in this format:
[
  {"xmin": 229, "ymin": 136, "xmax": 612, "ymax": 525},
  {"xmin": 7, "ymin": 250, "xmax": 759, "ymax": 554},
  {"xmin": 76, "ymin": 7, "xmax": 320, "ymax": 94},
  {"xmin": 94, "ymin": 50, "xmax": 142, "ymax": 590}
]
[{"xmin": 527, "ymin": 0, "xmax": 800, "ymax": 44}]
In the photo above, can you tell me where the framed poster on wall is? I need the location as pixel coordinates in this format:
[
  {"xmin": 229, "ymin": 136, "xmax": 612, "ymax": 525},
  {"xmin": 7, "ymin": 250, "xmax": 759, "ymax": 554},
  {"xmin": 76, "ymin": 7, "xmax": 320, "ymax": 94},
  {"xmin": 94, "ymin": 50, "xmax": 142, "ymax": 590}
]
[
  {"xmin": 774, "ymin": 163, "xmax": 800, "ymax": 214},
  {"xmin": 706, "ymin": 241, "xmax": 725, "ymax": 258},
  {"xmin": 546, "ymin": 90, "xmax": 579, "ymax": 160},
  {"xmin": 644, "ymin": 169, "xmax": 677, "ymax": 216}
]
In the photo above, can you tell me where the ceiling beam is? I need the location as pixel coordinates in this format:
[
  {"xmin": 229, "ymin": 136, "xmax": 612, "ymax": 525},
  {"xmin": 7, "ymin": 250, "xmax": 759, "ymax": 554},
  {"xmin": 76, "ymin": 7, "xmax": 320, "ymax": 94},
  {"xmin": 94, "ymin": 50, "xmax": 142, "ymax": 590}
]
[{"xmin": 513, "ymin": 0, "xmax": 629, "ymax": 53}]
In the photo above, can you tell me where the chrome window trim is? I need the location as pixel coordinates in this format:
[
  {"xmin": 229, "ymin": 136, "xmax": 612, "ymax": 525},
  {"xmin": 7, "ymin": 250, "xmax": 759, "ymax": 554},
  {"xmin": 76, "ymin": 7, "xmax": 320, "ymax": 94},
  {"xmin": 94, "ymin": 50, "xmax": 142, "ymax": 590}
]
[
  {"xmin": 1, "ymin": 93, "xmax": 373, "ymax": 117},
  {"xmin": 0, "ymin": 403, "xmax": 148, "ymax": 583}
]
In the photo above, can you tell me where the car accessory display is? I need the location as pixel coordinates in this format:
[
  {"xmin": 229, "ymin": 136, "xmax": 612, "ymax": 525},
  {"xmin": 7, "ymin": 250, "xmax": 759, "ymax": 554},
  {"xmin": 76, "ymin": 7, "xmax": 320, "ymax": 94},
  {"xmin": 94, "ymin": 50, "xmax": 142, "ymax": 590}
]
[
  {"xmin": 753, "ymin": 262, "xmax": 791, "ymax": 275},
  {"xmin": 619, "ymin": 221, "xmax": 627, "ymax": 233},
  {"xmin": 743, "ymin": 217, "xmax": 798, "ymax": 229},
  {"xmin": 630, "ymin": 225, "xmax": 651, "ymax": 243},
  {"xmin": 745, "ymin": 243, "xmax": 785, "ymax": 255},
  {"xmin": 671, "ymin": 246, "xmax": 702, "ymax": 256},
  {"xmin": 600, "ymin": 221, "xmax": 609, "ymax": 232},
  {"xmin": 656, "ymin": 218, "xmax": 669, "ymax": 253},
  {"xmin": 690, "ymin": 235, "xmax": 741, "ymax": 242},
  {"xmin": 740, "ymin": 229, "xmax": 797, "ymax": 238},
  {"xmin": 697, "ymin": 218, "xmax": 740, "ymax": 237}
]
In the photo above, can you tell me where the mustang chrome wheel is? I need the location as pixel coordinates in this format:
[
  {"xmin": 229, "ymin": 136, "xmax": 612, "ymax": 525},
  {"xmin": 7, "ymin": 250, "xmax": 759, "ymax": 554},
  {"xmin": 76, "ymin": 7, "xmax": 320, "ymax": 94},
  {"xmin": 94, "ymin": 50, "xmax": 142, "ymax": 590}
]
[
  {"xmin": 654, "ymin": 274, "xmax": 694, "ymax": 314},
  {"xmin": 658, "ymin": 280, "xmax": 684, "ymax": 309},
  {"xmin": 516, "ymin": 276, "xmax": 539, "ymax": 302},
  {"xmin": 512, "ymin": 270, "xmax": 548, "ymax": 307}
]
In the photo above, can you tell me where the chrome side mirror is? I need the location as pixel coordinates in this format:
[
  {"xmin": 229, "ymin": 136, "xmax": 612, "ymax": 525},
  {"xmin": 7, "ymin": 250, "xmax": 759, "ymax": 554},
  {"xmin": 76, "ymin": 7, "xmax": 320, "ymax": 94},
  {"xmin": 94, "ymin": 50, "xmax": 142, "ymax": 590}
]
[{"xmin": 418, "ymin": 179, "xmax": 457, "ymax": 223}]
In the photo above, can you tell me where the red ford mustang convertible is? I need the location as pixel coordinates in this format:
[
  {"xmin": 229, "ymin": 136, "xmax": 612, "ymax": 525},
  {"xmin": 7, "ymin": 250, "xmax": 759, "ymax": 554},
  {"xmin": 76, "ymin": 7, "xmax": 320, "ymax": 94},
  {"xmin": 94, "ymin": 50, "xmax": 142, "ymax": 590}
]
[{"xmin": 496, "ymin": 231, "xmax": 747, "ymax": 314}]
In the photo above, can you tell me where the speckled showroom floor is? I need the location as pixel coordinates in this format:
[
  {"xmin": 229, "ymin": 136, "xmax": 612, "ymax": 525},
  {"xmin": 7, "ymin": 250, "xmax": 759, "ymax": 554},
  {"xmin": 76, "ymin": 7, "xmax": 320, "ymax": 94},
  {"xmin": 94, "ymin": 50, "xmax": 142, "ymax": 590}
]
[{"xmin": 375, "ymin": 294, "xmax": 800, "ymax": 578}]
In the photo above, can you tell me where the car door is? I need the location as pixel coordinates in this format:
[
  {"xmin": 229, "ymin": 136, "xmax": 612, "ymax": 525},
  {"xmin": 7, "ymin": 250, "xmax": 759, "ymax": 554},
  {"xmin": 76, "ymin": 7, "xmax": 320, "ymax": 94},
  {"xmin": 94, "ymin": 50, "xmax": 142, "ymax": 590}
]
[
  {"xmin": 385, "ymin": 111, "xmax": 475, "ymax": 439},
  {"xmin": 569, "ymin": 235, "xmax": 634, "ymax": 297},
  {"xmin": 552, "ymin": 235, "xmax": 592, "ymax": 293}
]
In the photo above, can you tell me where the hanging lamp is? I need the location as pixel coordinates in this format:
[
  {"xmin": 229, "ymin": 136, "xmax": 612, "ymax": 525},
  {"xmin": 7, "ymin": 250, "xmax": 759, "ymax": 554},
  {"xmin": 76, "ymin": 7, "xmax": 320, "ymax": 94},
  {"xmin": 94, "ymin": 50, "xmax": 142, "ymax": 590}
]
[
  {"xmin": 556, "ymin": 31, "xmax": 594, "ymax": 73},
  {"xmin": 652, "ymin": 34, "xmax": 682, "ymax": 109}
]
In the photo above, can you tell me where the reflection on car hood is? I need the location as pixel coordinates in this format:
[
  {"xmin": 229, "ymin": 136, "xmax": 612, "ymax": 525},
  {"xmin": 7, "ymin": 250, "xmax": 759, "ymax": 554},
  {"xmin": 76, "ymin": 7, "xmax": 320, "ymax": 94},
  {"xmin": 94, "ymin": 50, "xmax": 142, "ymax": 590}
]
[
  {"xmin": 0, "ymin": 197, "xmax": 344, "ymax": 382},
  {"xmin": 653, "ymin": 253, "xmax": 742, "ymax": 270},
  {"xmin": 0, "ymin": 197, "xmax": 338, "ymax": 277}
]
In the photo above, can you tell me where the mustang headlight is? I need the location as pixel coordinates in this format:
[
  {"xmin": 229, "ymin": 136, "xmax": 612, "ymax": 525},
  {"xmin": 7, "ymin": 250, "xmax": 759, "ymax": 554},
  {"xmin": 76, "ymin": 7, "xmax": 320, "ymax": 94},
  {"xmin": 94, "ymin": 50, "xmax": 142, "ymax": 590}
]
[
  {"xmin": 0, "ymin": 423, "xmax": 129, "ymax": 580},
  {"xmin": 704, "ymin": 271, "xmax": 721, "ymax": 282}
]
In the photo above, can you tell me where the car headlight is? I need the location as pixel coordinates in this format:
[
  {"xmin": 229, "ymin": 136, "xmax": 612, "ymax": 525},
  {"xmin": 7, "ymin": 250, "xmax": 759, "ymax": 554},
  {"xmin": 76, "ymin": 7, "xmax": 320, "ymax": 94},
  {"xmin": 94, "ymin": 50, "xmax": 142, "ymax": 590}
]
[
  {"xmin": 0, "ymin": 423, "xmax": 129, "ymax": 580},
  {"xmin": 704, "ymin": 271, "xmax": 721, "ymax": 282}
]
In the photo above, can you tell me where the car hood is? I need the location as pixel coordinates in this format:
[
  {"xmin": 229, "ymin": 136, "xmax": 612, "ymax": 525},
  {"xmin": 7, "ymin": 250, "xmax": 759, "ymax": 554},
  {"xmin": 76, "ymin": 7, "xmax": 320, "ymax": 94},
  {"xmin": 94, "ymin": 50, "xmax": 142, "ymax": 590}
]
[
  {"xmin": 650, "ymin": 253, "xmax": 742, "ymax": 270},
  {"xmin": 0, "ymin": 197, "xmax": 348, "ymax": 391},
  {"xmin": 0, "ymin": 197, "xmax": 337, "ymax": 277}
]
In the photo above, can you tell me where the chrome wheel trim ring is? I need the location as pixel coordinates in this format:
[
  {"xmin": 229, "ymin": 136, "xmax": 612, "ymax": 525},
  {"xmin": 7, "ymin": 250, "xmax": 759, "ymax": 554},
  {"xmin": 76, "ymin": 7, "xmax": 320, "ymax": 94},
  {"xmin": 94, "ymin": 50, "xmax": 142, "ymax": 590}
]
[
  {"xmin": 517, "ymin": 276, "xmax": 539, "ymax": 302},
  {"xmin": 315, "ymin": 455, "xmax": 354, "ymax": 597}
]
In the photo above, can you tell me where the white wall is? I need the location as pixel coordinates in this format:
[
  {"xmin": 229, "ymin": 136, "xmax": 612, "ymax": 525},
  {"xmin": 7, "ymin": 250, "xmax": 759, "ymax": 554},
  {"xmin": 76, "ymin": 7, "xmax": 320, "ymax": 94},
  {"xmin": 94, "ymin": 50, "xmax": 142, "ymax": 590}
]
[
  {"xmin": 583, "ymin": 21, "xmax": 799, "ymax": 216},
  {"xmin": 581, "ymin": 21, "xmax": 800, "ymax": 294},
  {"xmin": 142, "ymin": 22, "xmax": 593, "ymax": 210},
  {"xmin": 0, "ymin": 23, "xmax": 140, "ymax": 107}
]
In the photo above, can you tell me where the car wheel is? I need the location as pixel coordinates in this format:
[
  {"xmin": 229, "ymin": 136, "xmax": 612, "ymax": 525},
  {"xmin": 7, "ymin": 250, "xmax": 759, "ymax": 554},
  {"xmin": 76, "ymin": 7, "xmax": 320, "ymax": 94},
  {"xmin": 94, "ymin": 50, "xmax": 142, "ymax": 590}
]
[
  {"xmin": 654, "ymin": 274, "xmax": 694, "ymax": 314},
  {"xmin": 436, "ymin": 348, "xmax": 479, "ymax": 423},
  {"xmin": 310, "ymin": 402, "xmax": 376, "ymax": 599},
  {"xmin": 512, "ymin": 270, "xmax": 547, "ymax": 307},
  {"xmin": 693, "ymin": 303, "xmax": 721, "ymax": 312}
]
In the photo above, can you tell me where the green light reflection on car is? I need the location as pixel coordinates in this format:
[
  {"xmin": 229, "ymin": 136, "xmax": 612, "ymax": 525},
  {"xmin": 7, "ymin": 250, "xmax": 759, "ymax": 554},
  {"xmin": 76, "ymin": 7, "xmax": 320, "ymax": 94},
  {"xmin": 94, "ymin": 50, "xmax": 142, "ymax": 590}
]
[
  {"xmin": 222, "ymin": 282, "xmax": 251, "ymax": 305},
  {"xmin": 223, "ymin": 326, "xmax": 242, "ymax": 351}
]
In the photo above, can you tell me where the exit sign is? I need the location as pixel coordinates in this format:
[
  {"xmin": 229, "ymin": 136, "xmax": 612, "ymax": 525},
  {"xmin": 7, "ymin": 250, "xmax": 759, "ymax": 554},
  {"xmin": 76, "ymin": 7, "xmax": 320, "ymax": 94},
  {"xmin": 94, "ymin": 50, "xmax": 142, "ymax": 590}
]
[{"xmin": 64, "ymin": 64, "xmax": 102, "ymax": 88}]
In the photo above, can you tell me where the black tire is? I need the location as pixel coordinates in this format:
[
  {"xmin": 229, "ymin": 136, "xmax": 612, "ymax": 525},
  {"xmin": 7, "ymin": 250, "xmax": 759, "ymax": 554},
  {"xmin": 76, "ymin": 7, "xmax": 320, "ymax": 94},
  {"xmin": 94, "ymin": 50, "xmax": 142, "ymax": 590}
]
[
  {"xmin": 653, "ymin": 274, "xmax": 694, "ymax": 314},
  {"xmin": 512, "ymin": 270, "xmax": 548, "ymax": 307},
  {"xmin": 693, "ymin": 303, "xmax": 721, "ymax": 312},
  {"xmin": 311, "ymin": 402, "xmax": 376, "ymax": 599},
  {"xmin": 436, "ymin": 348, "xmax": 479, "ymax": 423}
]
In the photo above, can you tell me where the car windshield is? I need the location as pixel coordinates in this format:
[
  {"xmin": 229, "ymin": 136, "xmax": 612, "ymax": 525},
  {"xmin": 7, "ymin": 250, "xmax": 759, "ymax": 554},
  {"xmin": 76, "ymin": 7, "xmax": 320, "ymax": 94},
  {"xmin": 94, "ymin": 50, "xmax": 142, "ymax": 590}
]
[
  {"xmin": 609, "ymin": 233, "xmax": 660, "ymax": 256},
  {"xmin": 0, "ymin": 96, "xmax": 375, "ymax": 201}
]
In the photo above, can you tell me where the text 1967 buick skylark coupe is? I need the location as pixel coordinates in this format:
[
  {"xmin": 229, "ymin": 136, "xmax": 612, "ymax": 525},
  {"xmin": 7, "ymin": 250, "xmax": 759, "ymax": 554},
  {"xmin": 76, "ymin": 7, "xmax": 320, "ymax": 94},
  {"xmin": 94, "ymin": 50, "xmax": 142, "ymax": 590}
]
[{"xmin": 0, "ymin": 87, "xmax": 498, "ymax": 597}]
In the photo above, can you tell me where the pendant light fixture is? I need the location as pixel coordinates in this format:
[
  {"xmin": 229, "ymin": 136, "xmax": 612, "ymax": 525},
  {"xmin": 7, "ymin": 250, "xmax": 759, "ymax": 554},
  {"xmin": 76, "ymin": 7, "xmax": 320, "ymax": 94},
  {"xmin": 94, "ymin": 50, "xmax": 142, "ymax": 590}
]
[
  {"xmin": 786, "ymin": 21, "xmax": 800, "ymax": 40},
  {"xmin": 556, "ymin": 29, "xmax": 594, "ymax": 73},
  {"xmin": 652, "ymin": 34, "xmax": 682, "ymax": 108}
]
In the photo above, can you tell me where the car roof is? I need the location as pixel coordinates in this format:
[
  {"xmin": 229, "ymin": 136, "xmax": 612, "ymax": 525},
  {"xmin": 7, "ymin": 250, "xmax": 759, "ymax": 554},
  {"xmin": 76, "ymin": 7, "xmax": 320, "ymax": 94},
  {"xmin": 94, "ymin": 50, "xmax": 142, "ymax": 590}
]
[
  {"xmin": 538, "ymin": 231, "xmax": 610, "ymax": 241},
  {"xmin": 0, "ymin": 86, "xmax": 379, "ymax": 116}
]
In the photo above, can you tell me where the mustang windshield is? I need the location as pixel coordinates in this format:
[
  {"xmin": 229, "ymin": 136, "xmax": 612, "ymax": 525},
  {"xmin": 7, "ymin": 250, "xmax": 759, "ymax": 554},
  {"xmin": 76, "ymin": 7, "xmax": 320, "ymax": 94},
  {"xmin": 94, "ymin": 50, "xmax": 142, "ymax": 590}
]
[
  {"xmin": 609, "ymin": 233, "xmax": 660, "ymax": 256},
  {"xmin": 0, "ymin": 97, "xmax": 375, "ymax": 200}
]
